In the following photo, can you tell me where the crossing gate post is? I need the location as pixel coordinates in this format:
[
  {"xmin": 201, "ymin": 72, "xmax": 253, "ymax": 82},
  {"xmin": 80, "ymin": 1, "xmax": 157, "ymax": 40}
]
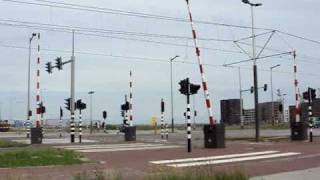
[
  {"xmin": 31, "ymin": 33, "xmax": 43, "ymax": 144},
  {"xmin": 184, "ymin": 0, "xmax": 225, "ymax": 148},
  {"xmin": 161, "ymin": 99, "xmax": 165, "ymax": 139},
  {"xmin": 291, "ymin": 50, "xmax": 308, "ymax": 141}
]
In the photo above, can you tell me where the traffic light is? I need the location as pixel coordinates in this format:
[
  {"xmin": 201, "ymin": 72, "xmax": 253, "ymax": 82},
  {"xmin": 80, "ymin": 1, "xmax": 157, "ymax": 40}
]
[
  {"xmin": 65, "ymin": 98, "xmax": 71, "ymax": 111},
  {"xmin": 60, "ymin": 107, "xmax": 63, "ymax": 118},
  {"xmin": 250, "ymin": 86, "xmax": 254, "ymax": 93},
  {"xmin": 40, "ymin": 102, "xmax": 46, "ymax": 114},
  {"xmin": 303, "ymin": 88, "xmax": 317, "ymax": 101},
  {"xmin": 121, "ymin": 102, "xmax": 130, "ymax": 111},
  {"xmin": 310, "ymin": 88, "xmax": 316, "ymax": 100},
  {"xmin": 76, "ymin": 99, "xmax": 86, "ymax": 110},
  {"xmin": 45, "ymin": 62, "xmax": 52, "ymax": 74},
  {"xmin": 103, "ymin": 111, "xmax": 107, "ymax": 119},
  {"xmin": 279, "ymin": 103, "xmax": 283, "ymax": 113},
  {"xmin": 263, "ymin": 84, "xmax": 268, "ymax": 91},
  {"xmin": 120, "ymin": 110, "xmax": 125, "ymax": 117},
  {"xmin": 190, "ymin": 83, "xmax": 201, "ymax": 95},
  {"xmin": 55, "ymin": 57, "xmax": 63, "ymax": 70},
  {"xmin": 194, "ymin": 110, "xmax": 197, "ymax": 117},
  {"xmin": 179, "ymin": 78, "xmax": 189, "ymax": 95}
]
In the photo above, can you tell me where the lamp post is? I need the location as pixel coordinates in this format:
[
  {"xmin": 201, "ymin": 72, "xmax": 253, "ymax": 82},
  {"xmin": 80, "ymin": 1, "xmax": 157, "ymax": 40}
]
[
  {"xmin": 26, "ymin": 33, "xmax": 37, "ymax": 138},
  {"xmin": 270, "ymin": 64, "xmax": 280, "ymax": 125},
  {"xmin": 170, "ymin": 55, "xmax": 179, "ymax": 133},
  {"xmin": 88, "ymin": 91, "xmax": 95, "ymax": 134},
  {"xmin": 242, "ymin": 0, "xmax": 262, "ymax": 142}
]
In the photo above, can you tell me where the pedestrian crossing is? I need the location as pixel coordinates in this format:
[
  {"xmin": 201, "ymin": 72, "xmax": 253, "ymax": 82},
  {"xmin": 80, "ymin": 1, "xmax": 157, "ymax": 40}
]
[
  {"xmin": 150, "ymin": 150, "xmax": 301, "ymax": 168},
  {"xmin": 54, "ymin": 143, "xmax": 181, "ymax": 153}
]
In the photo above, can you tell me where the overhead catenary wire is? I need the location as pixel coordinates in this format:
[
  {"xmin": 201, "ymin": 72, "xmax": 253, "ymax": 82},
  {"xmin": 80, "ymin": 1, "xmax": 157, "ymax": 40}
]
[
  {"xmin": 1, "ymin": 43, "xmax": 319, "ymax": 77},
  {"xmin": 2, "ymin": 0, "xmax": 320, "ymax": 46}
]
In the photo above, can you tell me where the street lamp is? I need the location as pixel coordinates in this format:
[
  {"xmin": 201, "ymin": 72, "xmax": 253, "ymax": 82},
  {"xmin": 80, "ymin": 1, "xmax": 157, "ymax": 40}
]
[
  {"xmin": 26, "ymin": 33, "xmax": 37, "ymax": 138},
  {"xmin": 242, "ymin": 0, "xmax": 262, "ymax": 142},
  {"xmin": 270, "ymin": 64, "xmax": 280, "ymax": 125},
  {"xmin": 170, "ymin": 55, "xmax": 179, "ymax": 133},
  {"xmin": 88, "ymin": 91, "xmax": 95, "ymax": 134}
]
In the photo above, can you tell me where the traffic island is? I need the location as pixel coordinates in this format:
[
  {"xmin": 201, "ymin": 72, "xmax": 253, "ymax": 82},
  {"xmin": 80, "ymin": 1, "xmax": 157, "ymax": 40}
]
[
  {"xmin": 203, "ymin": 124, "xmax": 225, "ymax": 148},
  {"xmin": 124, "ymin": 126, "xmax": 136, "ymax": 141},
  {"xmin": 291, "ymin": 121, "xmax": 308, "ymax": 141},
  {"xmin": 31, "ymin": 127, "xmax": 43, "ymax": 144}
]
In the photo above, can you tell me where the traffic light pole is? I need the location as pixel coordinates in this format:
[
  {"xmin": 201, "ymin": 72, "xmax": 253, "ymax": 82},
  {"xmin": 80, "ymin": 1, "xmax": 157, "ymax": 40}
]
[
  {"xmin": 161, "ymin": 99, "xmax": 164, "ymax": 139},
  {"xmin": 70, "ymin": 30, "xmax": 76, "ymax": 143},
  {"xmin": 186, "ymin": 83, "xmax": 191, "ymax": 153},
  {"xmin": 79, "ymin": 109, "xmax": 82, "ymax": 143},
  {"xmin": 308, "ymin": 88, "xmax": 313, "ymax": 142}
]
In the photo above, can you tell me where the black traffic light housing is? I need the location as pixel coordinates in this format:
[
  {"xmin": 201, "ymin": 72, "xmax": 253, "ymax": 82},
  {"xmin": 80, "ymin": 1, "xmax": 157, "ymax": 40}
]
[
  {"xmin": 76, "ymin": 99, "xmax": 87, "ymax": 111},
  {"xmin": 103, "ymin": 111, "xmax": 107, "ymax": 119},
  {"xmin": 55, "ymin": 57, "xmax": 63, "ymax": 70},
  {"xmin": 179, "ymin": 78, "xmax": 201, "ymax": 95},
  {"xmin": 65, "ymin": 98, "xmax": 71, "ymax": 111},
  {"xmin": 121, "ymin": 102, "xmax": 130, "ymax": 111},
  {"xmin": 303, "ymin": 88, "xmax": 317, "ymax": 101},
  {"xmin": 263, "ymin": 84, "xmax": 268, "ymax": 91},
  {"xmin": 179, "ymin": 78, "xmax": 189, "ymax": 95},
  {"xmin": 45, "ymin": 62, "xmax": 52, "ymax": 74}
]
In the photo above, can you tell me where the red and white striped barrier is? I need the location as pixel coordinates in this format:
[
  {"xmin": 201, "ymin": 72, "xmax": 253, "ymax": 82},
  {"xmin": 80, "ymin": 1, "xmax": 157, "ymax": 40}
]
[
  {"xmin": 129, "ymin": 70, "xmax": 133, "ymax": 126},
  {"xmin": 35, "ymin": 33, "xmax": 42, "ymax": 128},
  {"xmin": 293, "ymin": 50, "xmax": 300, "ymax": 122},
  {"xmin": 185, "ymin": 0, "xmax": 216, "ymax": 125}
]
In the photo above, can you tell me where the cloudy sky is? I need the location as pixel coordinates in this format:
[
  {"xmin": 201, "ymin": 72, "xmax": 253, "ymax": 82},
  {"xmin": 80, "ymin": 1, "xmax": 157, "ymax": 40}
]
[{"xmin": 0, "ymin": 0, "xmax": 319, "ymax": 125}]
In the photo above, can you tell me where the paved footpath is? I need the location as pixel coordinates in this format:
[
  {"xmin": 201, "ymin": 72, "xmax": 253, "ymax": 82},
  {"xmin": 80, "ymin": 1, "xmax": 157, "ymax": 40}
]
[{"xmin": 251, "ymin": 166, "xmax": 320, "ymax": 180}]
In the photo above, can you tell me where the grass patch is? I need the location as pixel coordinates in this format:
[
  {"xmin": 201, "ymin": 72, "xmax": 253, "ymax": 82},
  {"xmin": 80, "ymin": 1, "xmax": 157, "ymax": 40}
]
[
  {"xmin": 0, "ymin": 147, "xmax": 84, "ymax": 168},
  {"xmin": 0, "ymin": 140, "xmax": 28, "ymax": 148},
  {"xmin": 73, "ymin": 170, "xmax": 122, "ymax": 180},
  {"xmin": 146, "ymin": 168, "xmax": 248, "ymax": 180}
]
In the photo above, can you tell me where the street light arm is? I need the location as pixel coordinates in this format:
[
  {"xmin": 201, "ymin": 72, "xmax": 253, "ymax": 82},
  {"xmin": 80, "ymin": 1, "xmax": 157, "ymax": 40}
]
[{"xmin": 170, "ymin": 55, "xmax": 180, "ymax": 62}]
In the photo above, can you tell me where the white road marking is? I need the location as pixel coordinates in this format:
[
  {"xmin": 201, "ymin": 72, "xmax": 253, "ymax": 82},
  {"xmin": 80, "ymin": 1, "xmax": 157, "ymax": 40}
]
[
  {"xmin": 77, "ymin": 145, "xmax": 181, "ymax": 153},
  {"xmin": 54, "ymin": 143, "xmax": 151, "ymax": 149},
  {"xmin": 167, "ymin": 152, "xmax": 301, "ymax": 168},
  {"xmin": 54, "ymin": 143, "xmax": 181, "ymax": 153},
  {"xmin": 150, "ymin": 151, "xmax": 279, "ymax": 164}
]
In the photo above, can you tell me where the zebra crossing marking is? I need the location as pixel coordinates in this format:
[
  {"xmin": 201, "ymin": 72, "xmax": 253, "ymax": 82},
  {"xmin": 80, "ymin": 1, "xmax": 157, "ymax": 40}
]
[
  {"xmin": 150, "ymin": 151, "xmax": 301, "ymax": 168},
  {"xmin": 54, "ymin": 143, "xmax": 181, "ymax": 153}
]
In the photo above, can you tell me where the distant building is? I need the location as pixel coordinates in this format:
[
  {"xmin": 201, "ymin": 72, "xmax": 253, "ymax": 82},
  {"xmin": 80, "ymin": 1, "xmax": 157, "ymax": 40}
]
[
  {"xmin": 220, "ymin": 99, "xmax": 241, "ymax": 125},
  {"xmin": 221, "ymin": 99, "xmax": 283, "ymax": 125}
]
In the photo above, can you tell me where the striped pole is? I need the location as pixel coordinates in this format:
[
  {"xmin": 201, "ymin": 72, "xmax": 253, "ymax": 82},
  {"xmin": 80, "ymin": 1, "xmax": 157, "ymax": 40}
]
[
  {"xmin": 35, "ymin": 33, "xmax": 41, "ymax": 129},
  {"xmin": 185, "ymin": 0, "xmax": 215, "ymax": 126},
  {"xmin": 79, "ymin": 109, "xmax": 82, "ymax": 143},
  {"xmin": 129, "ymin": 70, "xmax": 133, "ymax": 127},
  {"xmin": 293, "ymin": 50, "xmax": 300, "ymax": 123},
  {"xmin": 308, "ymin": 88, "xmax": 313, "ymax": 142},
  {"xmin": 59, "ymin": 107, "xmax": 63, "ymax": 138},
  {"xmin": 186, "ymin": 84, "xmax": 192, "ymax": 152},
  {"xmin": 161, "ymin": 99, "xmax": 165, "ymax": 139},
  {"xmin": 165, "ymin": 123, "xmax": 169, "ymax": 140}
]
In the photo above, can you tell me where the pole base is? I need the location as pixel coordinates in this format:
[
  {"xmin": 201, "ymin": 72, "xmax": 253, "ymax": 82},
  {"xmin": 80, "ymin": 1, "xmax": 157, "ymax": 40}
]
[
  {"xmin": 203, "ymin": 124, "xmax": 225, "ymax": 149},
  {"xmin": 31, "ymin": 127, "xmax": 43, "ymax": 144},
  {"xmin": 124, "ymin": 126, "xmax": 136, "ymax": 141},
  {"xmin": 291, "ymin": 121, "xmax": 308, "ymax": 141}
]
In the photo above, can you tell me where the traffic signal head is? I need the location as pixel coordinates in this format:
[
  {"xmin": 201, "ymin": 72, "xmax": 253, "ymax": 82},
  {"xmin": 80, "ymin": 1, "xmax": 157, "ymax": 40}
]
[
  {"xmin": 279, "ymin": 103, "xmax": 283, "ymax": 113},
  {"xmin": 120, "ymin": 110, "xmax": 125, "ymax": 117},
  {"xmin": 263, "ymin": 84, "xmax": 268, "ymax": 91},
  {"xmin": 179, "ymin": 78, "xmax": 189, "ymax": 95},
  {"xmin": 250, "ymin": 86, "xmax": 254, "ymax": 94},
  {"xmin": 76, "ymin": 99, "xmax": 86, "ymax": 110},
  {"xmin": 55, "ymin": 57, "xmax": 63, "ymax": 70},
  {"xmin": 45, "ymin": 62, "xmax": 52, "ymax": 74},
  {"xmin": 103, "ymin": 111, "xmax": 107, "ymax": 119},
  {"xmin": 190, "ymin": 83, "xmax": 201, "ymax": 95},
  {"xmin": 60, "ymin": 107, "xmax": 63, "ymax": 118},
  {"xmin": 311, "ymin": 88, "xmax": 316, "ymax": 100},
  {"xmin": 65, "ymin": 98, "xmax": 71, "ymax": 111},
  {"xmin": 121, "ymin": 102, "xmax": 130, "ymax": 111}
]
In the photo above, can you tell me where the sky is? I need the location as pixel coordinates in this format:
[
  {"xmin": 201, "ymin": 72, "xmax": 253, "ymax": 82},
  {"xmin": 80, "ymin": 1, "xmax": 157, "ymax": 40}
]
[{"xmin": 0, "ymin": 0, "xmax": 320, "ymax": 125}]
